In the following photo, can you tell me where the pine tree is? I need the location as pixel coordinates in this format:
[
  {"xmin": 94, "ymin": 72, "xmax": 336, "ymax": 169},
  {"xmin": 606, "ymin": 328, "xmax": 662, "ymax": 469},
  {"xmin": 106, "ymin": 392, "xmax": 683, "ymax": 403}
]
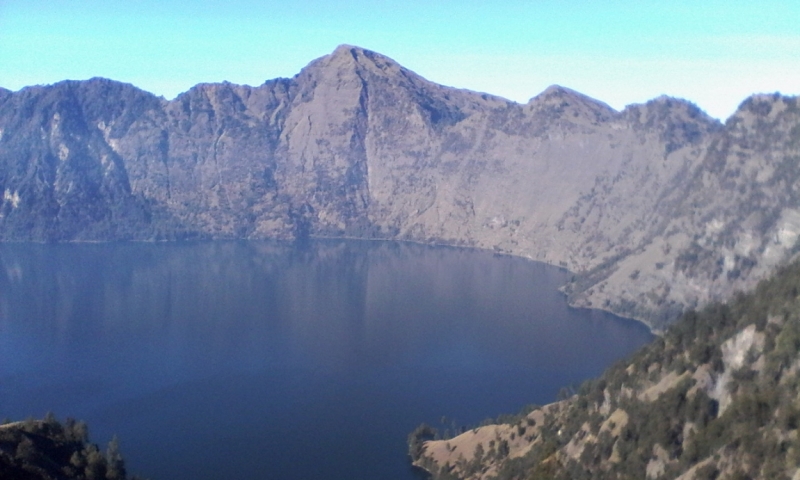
[{"xmin": 106, "ymin": 435, "xmax": 127, "ymax": 480}]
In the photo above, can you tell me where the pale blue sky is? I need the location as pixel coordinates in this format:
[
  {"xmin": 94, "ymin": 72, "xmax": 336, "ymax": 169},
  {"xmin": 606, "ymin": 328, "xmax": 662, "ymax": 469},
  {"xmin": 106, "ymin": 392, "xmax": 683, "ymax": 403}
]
[{"xmin": 1, "ymin": 0, "xmax": 798, "ymax": 119}]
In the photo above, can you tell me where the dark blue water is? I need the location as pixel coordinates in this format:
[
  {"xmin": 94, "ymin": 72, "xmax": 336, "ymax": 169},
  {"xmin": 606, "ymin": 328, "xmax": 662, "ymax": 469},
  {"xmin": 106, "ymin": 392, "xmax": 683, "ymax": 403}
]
[{"xmin": 0, "ymin": 240, "xmax": 652, "ymax": 479}]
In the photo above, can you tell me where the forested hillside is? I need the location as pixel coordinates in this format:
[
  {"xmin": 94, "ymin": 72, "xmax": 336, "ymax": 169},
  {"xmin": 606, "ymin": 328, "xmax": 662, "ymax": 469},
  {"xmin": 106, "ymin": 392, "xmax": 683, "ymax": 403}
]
[{"xmin": 0, "ymin": 415, "xmax": 138, "ymax": 480}]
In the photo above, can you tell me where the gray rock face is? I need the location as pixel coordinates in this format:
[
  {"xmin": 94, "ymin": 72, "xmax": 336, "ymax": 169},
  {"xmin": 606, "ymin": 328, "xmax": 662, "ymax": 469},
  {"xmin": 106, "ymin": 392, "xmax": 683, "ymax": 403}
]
[{"xmin": 1, "ymin": 45, "xmax": 798, "ymax": 328}]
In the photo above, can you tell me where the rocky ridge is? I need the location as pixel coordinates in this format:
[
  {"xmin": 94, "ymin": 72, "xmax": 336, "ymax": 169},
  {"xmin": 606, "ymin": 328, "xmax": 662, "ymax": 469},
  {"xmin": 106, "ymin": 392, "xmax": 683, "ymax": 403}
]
[{"xmin": 1, "ymin": 45, "xmax": 798, "ymax": 329}]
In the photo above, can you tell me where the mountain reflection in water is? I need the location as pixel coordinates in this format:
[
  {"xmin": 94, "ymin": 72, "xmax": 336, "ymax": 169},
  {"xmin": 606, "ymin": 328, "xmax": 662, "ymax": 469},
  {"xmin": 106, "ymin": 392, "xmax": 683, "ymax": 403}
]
[{"xmin": 0, "ymin": 240, "xmax": 652, "ymax": 480}]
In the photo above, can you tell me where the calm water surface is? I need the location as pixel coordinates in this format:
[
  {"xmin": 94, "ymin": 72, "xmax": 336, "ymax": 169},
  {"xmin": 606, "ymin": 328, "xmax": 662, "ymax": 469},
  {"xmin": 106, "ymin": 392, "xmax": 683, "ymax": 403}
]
[{"xmin": 0, "ymin": 240, "xmax": 652, "ymax": 479}]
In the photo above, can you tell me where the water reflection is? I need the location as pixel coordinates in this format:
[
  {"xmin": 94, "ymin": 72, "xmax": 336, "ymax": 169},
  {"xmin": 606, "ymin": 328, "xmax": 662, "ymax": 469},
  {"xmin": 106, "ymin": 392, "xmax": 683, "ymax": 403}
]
[{"xmin": 0, "ymin": 240, "xmax": 652, "ymax": 480}]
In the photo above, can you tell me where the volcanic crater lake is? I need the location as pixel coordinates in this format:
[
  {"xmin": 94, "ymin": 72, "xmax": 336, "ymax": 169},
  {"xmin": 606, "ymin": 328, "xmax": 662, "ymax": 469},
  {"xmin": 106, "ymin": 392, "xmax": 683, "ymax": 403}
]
[{"xmin": 0, "ymin": 240, "xmax": 652, "ymax": 479}]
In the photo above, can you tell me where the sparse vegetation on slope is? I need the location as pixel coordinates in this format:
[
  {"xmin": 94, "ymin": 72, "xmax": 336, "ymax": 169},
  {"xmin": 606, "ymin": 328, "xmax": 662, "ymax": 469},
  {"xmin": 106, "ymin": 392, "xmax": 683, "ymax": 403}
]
[{"xmin": 412, "ymin": 256, "xmax": 800, "ymax": 479}]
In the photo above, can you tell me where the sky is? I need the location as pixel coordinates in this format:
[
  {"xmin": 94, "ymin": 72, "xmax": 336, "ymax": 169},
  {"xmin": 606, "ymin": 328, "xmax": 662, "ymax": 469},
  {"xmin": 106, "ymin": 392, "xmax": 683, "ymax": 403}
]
[{"xmin": 1, "ymin": 0, "xmax": 798, "ymax": 120}]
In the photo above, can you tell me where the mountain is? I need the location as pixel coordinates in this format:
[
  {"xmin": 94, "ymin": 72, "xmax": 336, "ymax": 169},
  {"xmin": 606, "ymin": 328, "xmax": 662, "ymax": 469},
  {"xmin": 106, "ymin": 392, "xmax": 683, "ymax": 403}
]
[
  {"xmin": 410, "ymin": 256, "xmax": 800, "ymax": 480},
  {"xmin": 1, "ymin": 45, "xmax": 798, "ymax": 329}
]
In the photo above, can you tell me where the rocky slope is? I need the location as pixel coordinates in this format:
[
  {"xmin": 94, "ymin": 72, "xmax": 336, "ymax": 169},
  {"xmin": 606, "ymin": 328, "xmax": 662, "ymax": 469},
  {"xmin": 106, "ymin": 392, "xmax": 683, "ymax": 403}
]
[
  {"xmin": 411, "ymin": 258, "xmax": 800, "ymax": 479},
  {"xmin": 1, "ymin": 45, "xmax": 798, "ymax": 328}
]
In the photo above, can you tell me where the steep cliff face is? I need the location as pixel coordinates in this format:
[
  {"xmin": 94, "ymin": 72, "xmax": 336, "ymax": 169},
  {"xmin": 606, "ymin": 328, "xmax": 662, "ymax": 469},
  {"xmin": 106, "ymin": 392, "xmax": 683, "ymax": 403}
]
[
  {"xmin": 0, "ymin": 45, "xmax": 798, "ymax": 328},
  {"xmin": 0, "ymin": 79, "xmax": 156, "ymax": 240},
  {"xmin": 564, "ymin": 94, "xmax": 800, "ymax": 327}
]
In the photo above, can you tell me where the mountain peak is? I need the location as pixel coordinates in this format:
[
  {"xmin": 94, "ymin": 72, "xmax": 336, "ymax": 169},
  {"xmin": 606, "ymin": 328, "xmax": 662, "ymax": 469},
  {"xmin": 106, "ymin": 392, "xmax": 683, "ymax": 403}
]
[
  {"xmin": 540, "ymin": 84, "xmax": 579, "ymax": 97},
  {"xmin": 325, "ymin": 44, "xmax": 363, "ymax": 66},
  {"xmin": 623, "ymin": 95, "xmax": 719, "ymax": 129},
  {"xmin": 532, "ymin": 85, "xmax": 614, "ymax": 108},
  {"xmin": 295, "ymin": 44, "xmax": 410, "ymax": 87},
  {"xmin": 331, "ymin": 44, "xmax": 362, "ymax": 56},
  {"xmin": 327, "ymin": 44, "xmax": 400, "ymax": 70},
  {"xmin": 732, "ymin": 92, "xmax": 792, "ymax": 120},
  {"xmin": 525, "ymin": 84, "xmax": 616, "ymax": 122}
]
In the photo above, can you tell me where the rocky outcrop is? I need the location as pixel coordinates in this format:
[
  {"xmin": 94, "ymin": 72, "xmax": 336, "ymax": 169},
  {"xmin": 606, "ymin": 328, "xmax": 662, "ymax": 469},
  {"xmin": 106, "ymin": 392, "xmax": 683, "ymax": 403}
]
[{"xmin": 1, "ymin": 45, "xmax": 798, "ymax": 328}]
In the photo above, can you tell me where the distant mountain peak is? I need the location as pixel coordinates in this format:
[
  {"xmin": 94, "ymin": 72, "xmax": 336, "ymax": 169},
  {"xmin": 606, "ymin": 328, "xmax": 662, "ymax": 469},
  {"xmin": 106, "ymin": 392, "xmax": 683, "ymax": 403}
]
[
  {"xmin": 647, "ymin": 94, "xmax": 703, "ymax": 111},
  {"xmin": 299, "ymin": 44, "xmax": 405, "ymax": 81},
  {"xmin": 733, "ymin": 91, "xmax": 795, "ymax": 119},
  {"xmin": 626, "ymin": 95, "xmax": 705, "ymax": 114},
  {"xmin": 331, "ymin": 43, "xmax": 364, "ymax": 57},
  {"xmin": 622, "ymin": 95, "xmax": 719, "ymax": 130},
  {"xmin": 525, "ymin": 84, "xmax": 617, "ymax": 122},
  {"xmin": 539, "ymin": 84, "xmax": 581, "ymax": 97},
  {"xmin": 325, "ymin": 44, "xmax": 364, "ymax": 67}
]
